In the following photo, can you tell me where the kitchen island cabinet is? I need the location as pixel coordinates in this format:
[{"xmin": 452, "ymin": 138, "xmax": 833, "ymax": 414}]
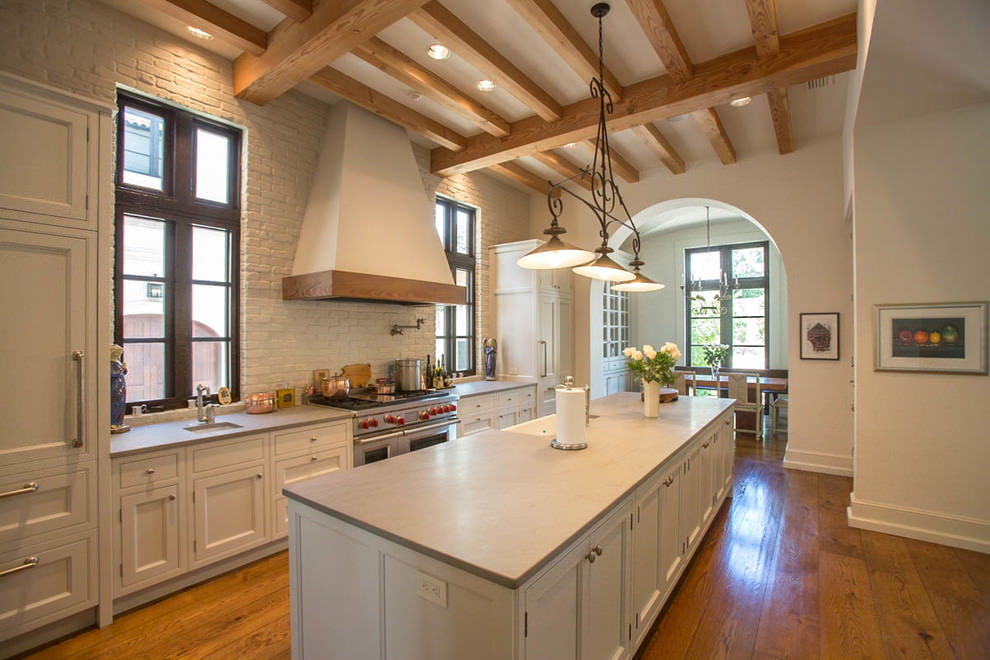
[
  {"xmin": 455, "ymin": 380, "xmax": 538, "ymax": 436},
  {"xmin": 285, "ymin": 394, "xmax": 734, "ymax": 659}
]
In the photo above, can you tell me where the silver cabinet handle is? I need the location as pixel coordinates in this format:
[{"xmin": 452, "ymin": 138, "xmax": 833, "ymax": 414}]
[
  {"xmin": 146, "ymin": 468, "xmax": 156, "ymax": 474},
  {"xmin": 0, "ymin": 556, "xmax": 39, "ymax": 578},
  {"xmin": 593, "ymin": 544, "xmax": 603, "ymax": 556},
  {"xmin": 0, "ymin": 482, "xmax": 39, "ymax": 499},
  {"xmin": 586, "ymin": 550, "xmax": 596, "ymax": 563},
  {"xmin": 310, "ymin": 436, "xmax": 318, "ymax": 442},
  {"xmin": 72, "ymin": 351, "xmax": 85, "ymax": 448},
  {"xmin": 310, "ymin": 456, "xmax": 318, "ymax": 461},
  {"xmin": 539, "ymin": 341, "xmax": 548, "ymax": 377}
]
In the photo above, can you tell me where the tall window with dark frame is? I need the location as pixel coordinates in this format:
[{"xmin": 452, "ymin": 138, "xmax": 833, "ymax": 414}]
[
  {"xmin": 114, "ymin": 92, "xmax": 241, "ymax": 410},
  {"xmin": 434, "ymin": 198, "xmax": 475, "ymax": 376},
  {"xmin": 686, "ymin": 241, "xmax": 769, "ymax": 370}
]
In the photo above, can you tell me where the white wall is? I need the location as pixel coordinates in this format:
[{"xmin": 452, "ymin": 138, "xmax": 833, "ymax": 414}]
[
  {"xmin": 849, "ymin": 101, "xmax": 990, "ymax": 551},
  {"xmin": 630, "ymin": 217, "xmax": 788, "ymax": 369},
  {"xmin": 534, "ymin": 136, "xmax": 854, "ymax": 475}
]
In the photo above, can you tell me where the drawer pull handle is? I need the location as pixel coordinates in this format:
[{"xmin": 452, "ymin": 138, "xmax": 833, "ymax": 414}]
[
  {"xmin": 311, "ymin": 456, "xmax": 318, "ymax": 461},
  {"xmin": 168, "ymin": 494, "xmax": 176, "ymax": 501},
  {"xmin": 0, "ymin": 482, "xmax": 39, "ymax": 499},
  {"xmin": 0, "ymin": 556, "xmax": 39, "ymax": 578},
  {"xmin": 310, "ymin": 436, "xmax": 317, "ymax": 442},
  {"xmin": 146, "ymin": 468, "xmax": 156, "ymax": 474},
  {"xmin": 72, "ymin": 351, "xmax": 85, "ymax": 449},
  {"xmin": 256, "ymin": 473, "xmax": 263, "ymax": 479}
]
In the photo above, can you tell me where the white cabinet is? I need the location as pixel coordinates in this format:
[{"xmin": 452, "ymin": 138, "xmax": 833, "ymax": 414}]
[
  {"xmin": 0, "ymin": 73, "xmax": 110, "ymax": 643},
  {"xmin": 458, "ymin": 393, "xmax": 498, "ymax": 437},
  {"xmin": 523, "ymin": 499, "xmax": 632, "ymax": 660},
  {"xmin": 119, "ymin": 485, "xmax": 182, "ymax": 589},
  {"xmin": 492, "ymin": 240, "xmax": 573, "ymax": 417},
  {"xmin": 458, "ymin": 385, "xmax": 539, "ymax": 436},
  {"xmin": 272, "ymin": 421, "xmax": 350, "ymax": 536}
]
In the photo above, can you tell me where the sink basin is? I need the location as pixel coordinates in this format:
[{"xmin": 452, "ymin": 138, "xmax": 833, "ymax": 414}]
[
  {"xmin": 183, "ymin": 421, "xmax": 243, "ymax": 433},
  {"xmin": 506, "ymin": 415, "xmax": 556, "ymax": 440}
]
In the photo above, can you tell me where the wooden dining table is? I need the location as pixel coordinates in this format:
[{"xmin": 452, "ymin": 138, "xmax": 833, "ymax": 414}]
[{"xmin": 690, "ymin": 375, "xmax": 788, "ymax": 393}]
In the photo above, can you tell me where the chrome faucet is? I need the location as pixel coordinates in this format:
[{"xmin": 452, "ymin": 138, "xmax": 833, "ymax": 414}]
[{"xmin": 196, "ymin": 384, "xmax": 210, "ymax": 422}]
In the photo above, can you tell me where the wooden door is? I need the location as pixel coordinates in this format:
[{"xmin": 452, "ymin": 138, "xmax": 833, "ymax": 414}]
[{"xmin": 0, "ymin": 225, "xmax": 93, "ymax": 464}]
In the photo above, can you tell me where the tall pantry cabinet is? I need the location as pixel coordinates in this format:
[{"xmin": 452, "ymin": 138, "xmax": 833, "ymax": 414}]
[
  {"xmin": 0, "ymin": 73, "xmax": 113, "ymax": 650},
  {"xmin": 491, "ymin": 240, "xmax": 573, "ymax": 415}
]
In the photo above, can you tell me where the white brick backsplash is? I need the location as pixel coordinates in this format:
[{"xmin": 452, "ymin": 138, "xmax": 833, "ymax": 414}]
[{"xmin": 2, "ymin": 0, "xmax": 535, "ymax": 396}]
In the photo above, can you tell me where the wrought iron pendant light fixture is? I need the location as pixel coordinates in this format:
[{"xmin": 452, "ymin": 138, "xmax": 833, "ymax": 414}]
[
  {"xmin": 517, "ymin": 3, "xmax": 662, "ymax": 292},
  {"xmin": 681, "ymin": 205, "xmax": 735, "ymax": 313}
]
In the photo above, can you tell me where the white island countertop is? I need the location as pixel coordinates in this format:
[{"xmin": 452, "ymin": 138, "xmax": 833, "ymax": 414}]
[{"xmin": 283, "ymin": 392, "xmax": 733, "ymax": 588}]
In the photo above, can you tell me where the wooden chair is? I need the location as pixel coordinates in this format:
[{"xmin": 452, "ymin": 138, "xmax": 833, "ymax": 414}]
[
  {"xmin": 771, "ymin": 394, "xmax": 788, "ymax": 433},
  {"xmin": 727, "ymin": 372, "xmax": 762, "ymax": 438},
  {"xmin": 674, "ymin": 371, "xmax": 695, "ymax": 396}
]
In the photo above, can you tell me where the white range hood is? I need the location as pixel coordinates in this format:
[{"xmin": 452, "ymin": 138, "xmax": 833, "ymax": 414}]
[{"xmin": 282, "ymin": 102, "xmax": 465, "ymax": 305}]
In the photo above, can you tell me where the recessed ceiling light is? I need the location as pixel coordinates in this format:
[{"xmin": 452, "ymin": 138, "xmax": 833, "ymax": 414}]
[
  {"xmin": 426, "ymin": 43, "xmax": 450, "ymax": 60},
  {"xmin": 563, "ymin": 142, "xmax": 578, "ymax": 149},
  {"xmin": 476, "ymin": 79, "xmax": 496, "ymax": 92},
  {"xmin": 407, "ymin": 91, "xmax": 424, "ymax": 101},
  {"xmin": 729, "ymin": 95, "xmax": 752, "ymax": 108},
  {"xmin": 187, "ymin": 26, "xmax": 213, "ymax": 40}
]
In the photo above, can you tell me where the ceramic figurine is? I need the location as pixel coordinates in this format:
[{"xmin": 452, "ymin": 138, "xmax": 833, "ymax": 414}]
[
  {"xmin": 110, "ymin": 344, "xmax": 130, "ymax": 433},
  {"xmin": 484, "ymin": 337, "xmax": 497, "ymax": 381}
]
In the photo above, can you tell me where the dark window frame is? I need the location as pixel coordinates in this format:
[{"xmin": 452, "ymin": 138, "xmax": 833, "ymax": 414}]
[
  {"xmin": 685, "ymin": 240, "xmax": 770, "ymax": 370},
  {"xmin": 114, "ymin": 91, "xmax": 241, "ymax": 411},
  {"xmin": 435, "ymin": 197, "xmax": 476, "ymax": 376}
]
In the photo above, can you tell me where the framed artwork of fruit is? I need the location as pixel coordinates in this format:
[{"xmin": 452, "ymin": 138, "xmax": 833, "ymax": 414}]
[{"xmin": 875, "ymin": 302, "xmax": 988, "ymax": 374}]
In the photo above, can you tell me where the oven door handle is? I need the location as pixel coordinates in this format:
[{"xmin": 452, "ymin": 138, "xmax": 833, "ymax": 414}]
[
  {"xmin": 356, "ymin": 430, "xmax": 405, "ymax": 445},
  {"xmin": 405, "ymin": 419, "xmax": 461, "ymax": 436}
]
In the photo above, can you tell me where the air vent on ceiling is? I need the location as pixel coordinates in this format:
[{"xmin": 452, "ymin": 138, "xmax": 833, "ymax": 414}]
[{"xmin": 806, "ymin": 75, "xmax": 835, "ymax": 90}]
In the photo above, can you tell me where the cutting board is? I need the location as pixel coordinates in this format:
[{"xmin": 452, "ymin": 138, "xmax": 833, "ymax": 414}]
[{"xmin": 342, "ymin": 363, "xmax": 372, "ymax": 387}]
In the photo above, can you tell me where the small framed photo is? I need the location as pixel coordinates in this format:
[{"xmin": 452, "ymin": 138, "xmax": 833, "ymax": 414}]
[
  {"xmin": 800, "ymin": 312, "xmax": 840, "ymax": 360},
  {"xmin": 875, "ymin": 302, "xmax": 988, "ymax": 374},
  {"xmin": 313, "ymin": 368, "xmax": 330, "ymax": 388}
]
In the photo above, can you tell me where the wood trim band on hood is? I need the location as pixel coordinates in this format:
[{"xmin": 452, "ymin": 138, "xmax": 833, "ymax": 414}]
[{"xmin": 282, "ymin": 269, "xmax": 467, "ymax": 305}]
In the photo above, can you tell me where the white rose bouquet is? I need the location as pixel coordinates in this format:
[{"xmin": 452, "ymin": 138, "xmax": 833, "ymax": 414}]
[{"xmin": 623, "ymin": 342, "xmax": 681, "ymax": 387}]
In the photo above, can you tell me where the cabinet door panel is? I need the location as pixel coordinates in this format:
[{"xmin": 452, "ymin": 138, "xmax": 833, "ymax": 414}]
[
  {"xmin": 192, "ymin": 466, "xmax": 266, "ymax": 564},
  {"xmin": 0, "ymin": 227, "xmax": 92, "ymax": 464},
  {"xmin": 582, "ymin": 510, "xmax": 630, "ymax": 660},
  {"xmin": 120, "ymin": 484, "xmax": 181, "ymax": 589},
  {"xmin": 632, "ymin": 483, "xmax": 661, "ymax": 643},
  {"xmin": 524, "ymin": 545, "xmax": 581, "ymax": 660},
  {"xmin": 659, "ymin": 466, "xmax": 683, "ymax": 596}
]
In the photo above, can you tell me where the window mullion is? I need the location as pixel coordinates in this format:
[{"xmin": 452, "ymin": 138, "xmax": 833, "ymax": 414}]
[{"xmin": 172, "ymin": 222, "xmax": 192, "ymax": 400}]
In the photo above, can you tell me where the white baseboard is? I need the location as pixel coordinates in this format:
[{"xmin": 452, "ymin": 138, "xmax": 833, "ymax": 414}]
[
  {"xmin": 782, "ymin": 448, "xmax": 853, "ymax": 476},
  {"xmin": 848, "ymin": 494, "xmax": 990, "ymax": 554}
]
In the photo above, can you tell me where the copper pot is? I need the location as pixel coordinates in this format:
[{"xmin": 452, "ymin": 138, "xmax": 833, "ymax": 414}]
[{"xmin": 321, "ymin": 376, "xmax": 350, "ymax": 400}]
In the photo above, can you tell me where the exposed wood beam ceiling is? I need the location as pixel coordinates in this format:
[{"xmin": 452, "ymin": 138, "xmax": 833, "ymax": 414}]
[
  {"xmin": 233, "ymin": 0, "xmax": 430, "ymax": 104},
  {"xmin": 137, "ymin": 1, "xmax": 856, "ymax": 190},
  {"xmin": 430, "ymin": 14, "xmax": 856, "ymax": 176},
  {"xmin": 746, "ymin": 0, "xmax": 795, "ymax": 154}
]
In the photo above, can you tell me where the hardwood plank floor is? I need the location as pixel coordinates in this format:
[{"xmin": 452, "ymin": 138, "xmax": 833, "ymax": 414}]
[{"xmin": 22, "ymin": 420, "xmax": 990, "ymax": 660}]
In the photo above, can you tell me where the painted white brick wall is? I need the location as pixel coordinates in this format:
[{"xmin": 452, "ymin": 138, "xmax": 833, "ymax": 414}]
[{"xmin": 1, "ymin": 0, "xmax": 535, "ymax": 396}]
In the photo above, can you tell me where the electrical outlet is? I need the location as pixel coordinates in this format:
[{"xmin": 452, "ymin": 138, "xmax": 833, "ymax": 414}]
[{"xmin": 416, "ymin": 570, "xmax": 447, "ymax": 608}]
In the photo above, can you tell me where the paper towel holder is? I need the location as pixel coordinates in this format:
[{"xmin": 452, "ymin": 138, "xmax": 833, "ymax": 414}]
[{"xmin": 551, "ymin": 378, "xmax": 589, "ymax": 451}]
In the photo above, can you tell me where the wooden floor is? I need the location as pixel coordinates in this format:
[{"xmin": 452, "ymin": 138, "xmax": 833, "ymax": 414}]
[{"xmin": 23, "ymin": 421, "xmax": 990, "ymax": 660}]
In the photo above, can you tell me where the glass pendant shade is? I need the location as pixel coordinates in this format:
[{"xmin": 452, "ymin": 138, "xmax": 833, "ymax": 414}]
[
  {"xmin": 612, "ymin": 271, "xmax": 665, "ymax": 292},
  {"xmin": 572, "ymin": 253, "xmax": 636, "ymax": 282},
  {"xmin": 517, "ymin": 235, "xmax": 596, "ymax": 269}
]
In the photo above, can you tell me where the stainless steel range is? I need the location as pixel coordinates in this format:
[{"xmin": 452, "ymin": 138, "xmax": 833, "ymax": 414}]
[{"xmin": 309, "ymin": 390, "xmax": 459, "ymax": 467}]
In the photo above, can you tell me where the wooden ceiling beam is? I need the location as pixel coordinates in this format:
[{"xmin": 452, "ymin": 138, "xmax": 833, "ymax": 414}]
[
  {"xmin": 430, "ymin": 13, "xmax": 856, "ymax": 176},
  {"xmin": 233, "ymin": 0, "xmax": 429, "ymax": 105},
  {"xmin": 505, "ymin": 0, "xmax": 623, "ymax": 100},
  {"xmin": 488, "ymin": 161, "xmax": 555, "ymax": 195},
  {"xmin": 691, "ymin": 109, "xmax": 736, "ymax": 165},
  {"xmin": 353, "ymin": 37, "xmax": 510, "ymax": 137},
  {"xmin": 256, "ymin": 0, "xmax": 312, "ymax": 24},
  {"xmin": 408, "ymin": 1, "xmax": 563, "ymax": 122},
  {"xmin": 308, "ymin": 67, "xmax": 466, "ymax": 152},
  {"xmin": 630, "ymin": 123, "xmax": 685, "ymax": 174},
  {"xmin": 139, "ymin": 0, "xmax": 267, "ymax": 55},
  {"xmin": 625, "ymin": 0, "xmax": 693, "ymax": 84},
  {"xmin": 745, "ymin": 0, "xmax": 793, "ymax": 154},
  {"xmin": 531, "ymin": 151, "xmax": 593, "ymax": 191},
  {"xmin": 579, "ymin": 140, "xmax": 639, "ymax": 183}
]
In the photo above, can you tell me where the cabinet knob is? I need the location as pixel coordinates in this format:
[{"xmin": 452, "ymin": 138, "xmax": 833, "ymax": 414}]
[
  {"xmin": 146, "ymin": 468, "xmax": 156, "ymax": 474},
  {"xmin": 310, "ymin": 436, "xmax": 317, "ymax": 442},
  {"xmin": 168, "ymin": 494, "xmax": 176, "ymax": 501},
  {"xmin": 586, "ymin": 551, "xmax": 597, "ymax": 563},
  {"xmin": 663, "ymin": 476, "xmax": 674, "ymax": 487},
  {"xmin": 311, "ymin": 456, "xmax": 318, "ymax": 461},
  {"xmin": 256, "ymin": 473, "xmax": 263, "ymax": 479},
  {"xmin": 702, "ymin": 441, "xmax": 710, "ymax": 448},
  {"xmin": 593, "ymin": 544, "xmax": 603, "ymax": 556}
]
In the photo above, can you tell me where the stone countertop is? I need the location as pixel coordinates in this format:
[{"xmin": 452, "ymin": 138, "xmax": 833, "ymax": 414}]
[
  {"xmin": 451, "ymin": 379, "xmax": 538, "ymax": 397},
  {"xmin": 284, "ymin": 393, "xmax": 733, "ymax": 589},
  {"xmin": 110, "ymin": 405, "xmax": 354, "ymax": 457}
]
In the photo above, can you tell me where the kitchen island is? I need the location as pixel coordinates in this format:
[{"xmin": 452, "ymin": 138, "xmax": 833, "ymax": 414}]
[{"xmin": 284, "ymin": 393, "xmax": 735, "ymax": 660}]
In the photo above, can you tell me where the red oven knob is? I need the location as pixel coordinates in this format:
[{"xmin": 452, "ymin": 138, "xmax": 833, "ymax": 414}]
[
  {"xmin": 420, "ymin": 411, "xmax": 431, "ymax": 421},
  {"xmin": 395, "ymin": 416, "xmax": 406, "ymax": 426},
  {"xmin": 359, "ymin": 419, "xmax": 370, "ymax": 429},
  {"xmin": 370, "ymin": 418, "xmax": 379, "ymax": 428},
  {"xmin": 449, "ymin": 403, "xmax": 457, "ymax": 411},
  {"xmin": 384, "ymin": 414, "xmax": 395, "ymax": 424}
]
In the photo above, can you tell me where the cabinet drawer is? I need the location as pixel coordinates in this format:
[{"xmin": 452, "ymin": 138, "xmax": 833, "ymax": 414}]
[
  {"xmin": 461, "ymin": 413, "xmax": 496, "ymax": 437},
  {"xmin": 497, "ymin": 391, "xmax": 521, "ymax": 415},
  {"xmin": 273, "ymin": 422, "xmax": 349, "ymax": 457},
  {"xmin": 0, "ymin": 531, "xmax": 96, "ymax": 642},
  {"xmin": 274, "ymin": 448, "xmax": 348, "ymax": 495},
  {"xmin": 0, "ymin": 463, "xmax": 95, "ymax": 545},
  {"xmin": 460, "ymin": 394, "xmax": 496, "ymax": 415},
  {"xmin": 116, "ymin": 450, "xmax": 180, "ymax": 489},
  {"xmin": 190, "ymin": 434, "xmax": 266, "ymax": 474}
]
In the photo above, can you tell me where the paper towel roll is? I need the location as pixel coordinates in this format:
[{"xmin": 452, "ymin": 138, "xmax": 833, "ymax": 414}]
[{"xmin": 554, "ymin": 387, "xmax": 587, "ymax": 449}]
